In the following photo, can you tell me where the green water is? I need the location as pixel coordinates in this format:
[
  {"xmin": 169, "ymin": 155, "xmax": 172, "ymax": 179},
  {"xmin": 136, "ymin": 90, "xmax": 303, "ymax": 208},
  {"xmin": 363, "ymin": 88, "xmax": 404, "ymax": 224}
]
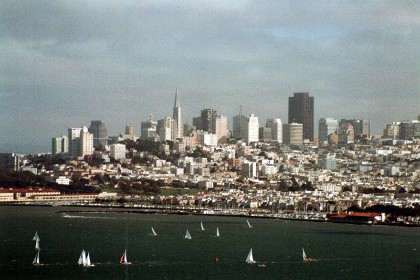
[{"xmin": 0, "ymin": 206, "xmax": 419, "ymax": 279}]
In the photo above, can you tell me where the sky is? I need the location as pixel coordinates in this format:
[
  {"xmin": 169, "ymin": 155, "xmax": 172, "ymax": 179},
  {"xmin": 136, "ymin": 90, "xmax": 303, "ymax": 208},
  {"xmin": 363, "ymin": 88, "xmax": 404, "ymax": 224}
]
[{"xmin": 1, "ymin": 0, "xmax": 419, "ymax": 153}]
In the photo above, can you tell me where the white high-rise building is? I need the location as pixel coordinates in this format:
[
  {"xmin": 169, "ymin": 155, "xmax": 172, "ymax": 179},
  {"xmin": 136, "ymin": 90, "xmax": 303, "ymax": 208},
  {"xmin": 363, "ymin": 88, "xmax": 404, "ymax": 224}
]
[
  {"xmin": 52, "ymin": 135, "xmax": 68, "ymax": 156},
  {"xmin": 172, "ymin": 88, "xmax": 183, "ymax": 139},
  {"xmin": 266, "ymin": 119, "xmax": 283, "ymax": 143},
  {"xmin": 141, "ymin": 115, "xmax": 157, "ymax": 140},
  {"xmin": 318, "ymin": 118, "xmax": 338, "ymax": 146},
  {"xmin": 214, "ymin": 115, "xmax": 228, "ymax": 142},
  {"xmin": 79, "ymin": 127, "xmax": 94, "ymax": 157},
  {"xmin": 157, "ymin": 117, "xmax": 176, "ymax": 141},
  {"xmin": 233, "ymin": 114, "xmax": 259, "ymax": 144},
  {"xmin": 110, "ymin": 143, "xmax": 126, "ymax": 160}
]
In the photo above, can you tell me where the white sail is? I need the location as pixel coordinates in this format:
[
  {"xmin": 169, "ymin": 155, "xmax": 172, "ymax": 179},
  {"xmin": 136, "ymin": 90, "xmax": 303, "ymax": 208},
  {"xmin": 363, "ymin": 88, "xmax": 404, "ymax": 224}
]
[
  {"xmin": 247, "ymin": 220, "xmax": 253, "ymax": 228},
  {"xmin": 35, "ymin": 238, "xmax": 40, "ymax": 251},
  {"xmin": 79, "ymin": 250, "xmax": 86, "ymax": 265},
  {"xmin": 302, "ymin": 248, "xmax": 307, "ymax": 260},
  {"xmin": 246, "ymin": 248, "xmax": 255, "ymax": 263},
  {"xmin": 151, "ymin": 227, "xmax": 157, "ymax": 236},
  {"xmin": 200, "ymin": 222, "xmax": 205, "ymax": 231},
  {"xmin": 33, "ymin": 231, "xmax": 40, "ymax": 241},
  {"xmin": 216, "ymin": 227, "xmax": 220, "ymax": 237},
  {"xmin": 86, "ymin": 253, "xmax": 91, "ymax": 266},
  {"xmin": 32, "ymin": 251, "xmax": 40, "ymax": 265},
  {"xmin": 185, "ymin": 229, "xmax": 192, "ymax": 239},
  {"xmin": 120, "ymin": 249, "xmax": 131, "ymax": 265}
]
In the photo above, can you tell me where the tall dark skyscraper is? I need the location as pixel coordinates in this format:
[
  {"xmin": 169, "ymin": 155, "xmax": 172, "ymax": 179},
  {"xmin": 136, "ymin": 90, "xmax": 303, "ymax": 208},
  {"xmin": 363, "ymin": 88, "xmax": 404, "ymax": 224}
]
[
  {"xmin": 88, "ymin": 120, "xmax": 108, "ymax": 148},
  {"xmin": 288, "ymin": 92, "xmax": 314, "ymax": 142}
]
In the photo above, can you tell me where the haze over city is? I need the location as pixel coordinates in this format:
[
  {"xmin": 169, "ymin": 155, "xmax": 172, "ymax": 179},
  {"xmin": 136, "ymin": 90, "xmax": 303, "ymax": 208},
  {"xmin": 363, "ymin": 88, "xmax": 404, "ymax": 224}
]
[{"xmin": 1, "ymin": 1, "xmax": 418, "ymax": 153}]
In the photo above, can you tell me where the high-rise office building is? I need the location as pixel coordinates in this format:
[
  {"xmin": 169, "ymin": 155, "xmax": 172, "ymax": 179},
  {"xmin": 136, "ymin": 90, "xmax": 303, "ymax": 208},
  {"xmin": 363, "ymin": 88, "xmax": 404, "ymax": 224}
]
[
  {"xmin": 338, "ymin": 123, "xmax": 354, "ymax": 144},
  {"xmin": 89, "ymin": 120, "xmax": 108, "ymax": 148},
  {"xmin": 339, "ymin": 119, "xmax": 370, "ymax": 139},
  {"xmin": 0, "ymin": 153, "xmax": 20, "ymax": 171},
  {"xmin": 157, "ymin": 117, "xmax": 176, "ymax": 142},
  {"xmin": 141, "ymin": 115, "xmax": 157, "ymax": 140},
  {"xmin": 318, "ymin": 118, "xmax": 338, "ymax": 146},
  {"xmin": 266, "ymin": 119, "xmax": 283, "ymax": 143},
  {"xmin": 233, "ymin": 114, "xmax": 259, "ymax": 144},
  {"xmin": 214, "ymin": 115, "xmax": 228, "ymax": 142},
  {"xmin": 173, "ymin": 88, "xmax": 183, "ymax": 139},
  {"xmin": 288, "ymin": 92, "xmax": 314, "ymax": 142},
  {"xmin": 283, "ymin": 123, "xmax": 303, "ymax": 145},
  {"xmin": 68, "ymin": 127, "xmax": 82, "ymax": 157}
]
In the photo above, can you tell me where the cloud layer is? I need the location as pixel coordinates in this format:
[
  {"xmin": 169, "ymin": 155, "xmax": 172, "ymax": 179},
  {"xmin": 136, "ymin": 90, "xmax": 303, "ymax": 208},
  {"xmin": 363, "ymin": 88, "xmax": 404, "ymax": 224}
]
[{"xmin": 1, "ymin": 1, "xmax": 419, "ymax": 152}]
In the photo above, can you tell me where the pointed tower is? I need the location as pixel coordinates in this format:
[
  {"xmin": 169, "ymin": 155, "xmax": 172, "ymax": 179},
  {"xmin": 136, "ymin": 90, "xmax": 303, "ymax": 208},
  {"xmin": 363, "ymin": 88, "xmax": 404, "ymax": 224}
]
[{"xmin": 173, "ymin": 88, "xmax": 183, "ymax": 138}]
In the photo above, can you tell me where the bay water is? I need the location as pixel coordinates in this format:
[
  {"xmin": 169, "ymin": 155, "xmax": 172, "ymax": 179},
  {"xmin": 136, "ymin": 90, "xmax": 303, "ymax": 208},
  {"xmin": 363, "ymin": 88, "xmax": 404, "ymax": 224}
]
[{"xmin": 0, "ymin": 206, "xmax": 419, "ymax": 279}]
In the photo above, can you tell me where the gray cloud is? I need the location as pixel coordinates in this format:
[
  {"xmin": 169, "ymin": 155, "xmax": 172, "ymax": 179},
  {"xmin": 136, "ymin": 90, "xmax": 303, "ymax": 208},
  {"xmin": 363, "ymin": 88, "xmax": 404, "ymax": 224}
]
[{"xmin": 1, "ymin": 0, "xmax": 419, "ymax": 152}]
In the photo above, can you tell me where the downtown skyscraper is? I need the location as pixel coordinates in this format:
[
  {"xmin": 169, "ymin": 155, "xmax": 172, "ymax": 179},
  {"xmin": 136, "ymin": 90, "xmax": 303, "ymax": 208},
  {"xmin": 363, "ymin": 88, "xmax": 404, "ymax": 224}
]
[
  {"xmin": 173, "ymin": 88, "xmax": 183, "ymax": 138},
  {"xmin": 288, "ymin": 92, "xmax": 314, "ymax": 142}
]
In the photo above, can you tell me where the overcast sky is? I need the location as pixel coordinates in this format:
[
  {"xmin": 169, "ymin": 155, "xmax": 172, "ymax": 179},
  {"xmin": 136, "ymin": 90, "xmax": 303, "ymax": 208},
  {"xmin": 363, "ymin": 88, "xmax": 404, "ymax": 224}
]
[{"xmin": 1, "ymin": 0, "xmax": 419, "ymax": 153}]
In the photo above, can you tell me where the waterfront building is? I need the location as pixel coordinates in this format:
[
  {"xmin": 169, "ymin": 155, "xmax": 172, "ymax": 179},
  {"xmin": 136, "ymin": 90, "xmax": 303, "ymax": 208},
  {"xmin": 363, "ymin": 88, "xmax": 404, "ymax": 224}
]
[
  {"xmin": 233, "ymin": 114, "xmax": 259, "ymax": 144},
  {"xmin": 288, "ymin": 92, "xmax": 314, "ymax": 142},
  {"xmin": 173, "ymin": 88, "xmax": 183, "ymax": 139},
  {"xmin": 52, "ymin": 135, "xmax": 68, "ymax": 156},
  {"xmin": 283, "ymin": 123, "xmax": 303, "ymax": 145},
  {"xmin": 318, "ymin": 118, "xmax": 338, "ymax": 146},
  {"xmin": 88, "ymin": 120, "xmax": 108, "ymax": 148},
  {"xmin": 0, "ymin": 153, "xmax": 20, "ymax": 171},
  {"xmin": 110, "ymin": 143, "xmax": 126, "ymax": 160},
  {"xmin": 266, "ymin": 119, "xmax": 282, "ymax": 143},
  {"xmin": 141, "ymin": 115, "xmax": 157, "ymax": 140},
  {"xmin": 338, "ymin": 123, "xmax": 355, "ymax": 144}
]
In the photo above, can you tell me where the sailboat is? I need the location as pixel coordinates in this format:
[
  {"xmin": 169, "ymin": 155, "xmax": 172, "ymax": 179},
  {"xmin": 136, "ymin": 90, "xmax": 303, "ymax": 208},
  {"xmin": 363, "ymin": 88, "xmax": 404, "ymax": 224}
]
[
  {"xmin": 33, "ymin": 231, "xmax": 40, "ymax": 250},
  {"xmin": 247, "ymin": 219, "xmax": 253, "ymax": 228},
  {"xmin": 184, "ymin": 229, "xmax": 192, "ymax": 239},
  {"xmin": 215, "ymin": 227, "xmax": 220, "ymax": 237},
  {"xmin": 32, "ymin": 251, "xmax": 43, "ymax": 266},
  {"xmin": 33, "ymin": 231, "xmax": 39, "ymax": 241},
  {"xmin": 200, "ymin": 222, "xmax": 205, "ymax": 231},
  {"xmin": 302, "ymin": 248, "xmax": 312, "ymax": 262},
  {"xmin": 151, "ymin": 227, "xmax": 157, "ymax": 236},
  {"xmin": 78, "ymin": 250, "xmax": 94, "ymax": 267},
  {"xmin": 120, "ymin": 249, "xmax": 131, "ymax": 265},
  {"xmin": 246, "ymin": 248, "xmax": 255, "ymax": 264}
]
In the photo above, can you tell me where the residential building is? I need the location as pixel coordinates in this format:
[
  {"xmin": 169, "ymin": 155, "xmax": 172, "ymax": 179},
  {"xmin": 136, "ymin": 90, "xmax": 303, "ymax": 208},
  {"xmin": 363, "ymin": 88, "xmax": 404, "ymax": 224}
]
[
  {"xmin": 52, "ymin": 135, "xmax": 68, "ymax": 156},
  {"xmin": 68, "ymin": 127, "xmax": 82, "ymax": 157},
  {"xmin": 110, "ymin": 143, "xmax": 126, "ymax": 160},
  {"xmin": 233, "ymin": 114, "xmax": 259, "ymax": 144}
]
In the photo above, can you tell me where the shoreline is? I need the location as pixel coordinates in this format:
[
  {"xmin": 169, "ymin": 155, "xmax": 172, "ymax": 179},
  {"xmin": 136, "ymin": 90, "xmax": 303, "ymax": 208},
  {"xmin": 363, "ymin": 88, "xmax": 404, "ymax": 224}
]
[{"xmin": 2, "ymin": 203, "xmax": 419, "ymax": 228}]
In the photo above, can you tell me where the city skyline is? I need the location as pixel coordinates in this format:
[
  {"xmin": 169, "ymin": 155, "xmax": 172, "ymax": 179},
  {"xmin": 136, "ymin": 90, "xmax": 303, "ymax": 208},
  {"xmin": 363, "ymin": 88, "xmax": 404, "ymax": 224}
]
[{"xmin": 1, "ymin": 1, "xmax": 418, "ymax": 153}]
